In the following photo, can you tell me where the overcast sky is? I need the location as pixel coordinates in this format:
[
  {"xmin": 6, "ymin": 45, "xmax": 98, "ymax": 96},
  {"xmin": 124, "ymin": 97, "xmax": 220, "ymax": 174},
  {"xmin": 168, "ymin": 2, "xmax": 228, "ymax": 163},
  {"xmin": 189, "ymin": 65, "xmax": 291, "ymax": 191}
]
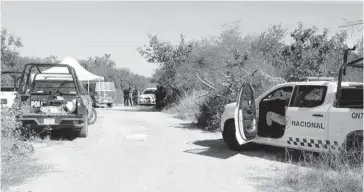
[{"xmin": 1, "ymin": 1, "xmax": 363, "ymax": 77}]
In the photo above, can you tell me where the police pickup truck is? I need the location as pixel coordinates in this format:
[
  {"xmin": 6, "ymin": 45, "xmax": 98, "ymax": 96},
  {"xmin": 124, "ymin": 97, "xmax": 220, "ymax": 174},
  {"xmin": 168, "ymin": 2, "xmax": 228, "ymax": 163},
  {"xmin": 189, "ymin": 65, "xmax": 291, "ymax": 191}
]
[
  {"xmin": 15, "ymin": 63, "xmax": 93, "ymax": 138},
  {"xmin": 221, "ymin": 49, "xmax": 363, "ymax": 154}
]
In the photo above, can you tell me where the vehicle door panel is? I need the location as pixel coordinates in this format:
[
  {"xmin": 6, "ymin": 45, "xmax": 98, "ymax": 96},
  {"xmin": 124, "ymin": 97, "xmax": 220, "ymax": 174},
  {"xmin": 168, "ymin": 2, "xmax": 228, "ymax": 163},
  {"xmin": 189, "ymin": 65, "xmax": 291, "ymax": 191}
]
[
  {"xmin": 234, "ymin": 83, "xmax": 257, "ymax": 145},
  {"xmin": 285, "ymin": 85, "xmax": 330, "ymax": 152}
]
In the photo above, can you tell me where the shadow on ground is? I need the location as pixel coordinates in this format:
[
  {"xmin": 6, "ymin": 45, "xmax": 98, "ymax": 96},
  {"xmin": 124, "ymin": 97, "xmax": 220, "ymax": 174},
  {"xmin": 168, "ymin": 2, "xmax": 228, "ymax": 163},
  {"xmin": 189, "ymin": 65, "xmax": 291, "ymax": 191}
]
[
  {"xmin": 173, "ymin": 123, "xmax": 201, "ymax": 131},
  {"xmin": 186, "ymin": 138, "xmax": 312, "ymax": 164},
  {"xmin": 179, "ymin": 123, "xmax": 310, "ymax": 164},
  {"xmin": 29, "ymin": 130, "xmax": 78, "ymax": 142}
]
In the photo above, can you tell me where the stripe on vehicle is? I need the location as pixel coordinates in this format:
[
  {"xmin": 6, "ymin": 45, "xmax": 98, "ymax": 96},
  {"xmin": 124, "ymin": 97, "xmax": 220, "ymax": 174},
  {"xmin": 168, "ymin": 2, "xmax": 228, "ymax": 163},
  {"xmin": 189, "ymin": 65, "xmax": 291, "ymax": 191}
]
[{"xmin": 287, "ymin": 137, "xmax": 340, "ymax": 150}]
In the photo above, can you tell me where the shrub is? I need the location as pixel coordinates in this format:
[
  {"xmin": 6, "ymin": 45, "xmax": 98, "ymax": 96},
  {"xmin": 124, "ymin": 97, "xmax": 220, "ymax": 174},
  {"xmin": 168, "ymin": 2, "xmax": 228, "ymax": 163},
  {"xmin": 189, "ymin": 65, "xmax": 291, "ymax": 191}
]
[
  {"xmin": 1, "ymin": 103, "xmax": 37, "ymax": 189},
  {"xmin": 1, "ymin": 106, "xmax": 34, "ymax": 162},
  {"xmin": 196, "ymin": 92, "xmax": 235, "ymax": 131},
  {"xmin": 165, "ymin": 90, "xmax": 206, "ymax": 122}
]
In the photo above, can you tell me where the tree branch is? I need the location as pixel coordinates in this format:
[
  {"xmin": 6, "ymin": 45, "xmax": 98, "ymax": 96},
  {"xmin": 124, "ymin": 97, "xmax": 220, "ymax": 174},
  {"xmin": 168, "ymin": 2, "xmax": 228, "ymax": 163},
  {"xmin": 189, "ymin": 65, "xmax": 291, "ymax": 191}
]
[{"xmin": 196, "ymin": 73, "xmax": 221, "ymax": 93}]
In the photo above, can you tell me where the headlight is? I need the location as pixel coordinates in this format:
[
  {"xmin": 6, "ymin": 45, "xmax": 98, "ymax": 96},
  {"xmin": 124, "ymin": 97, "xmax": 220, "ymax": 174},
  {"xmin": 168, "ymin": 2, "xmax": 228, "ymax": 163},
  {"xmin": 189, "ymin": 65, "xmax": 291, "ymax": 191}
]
[{"xmin": 66, "ymin": 99, "xmax": 77, "ymax": 113}]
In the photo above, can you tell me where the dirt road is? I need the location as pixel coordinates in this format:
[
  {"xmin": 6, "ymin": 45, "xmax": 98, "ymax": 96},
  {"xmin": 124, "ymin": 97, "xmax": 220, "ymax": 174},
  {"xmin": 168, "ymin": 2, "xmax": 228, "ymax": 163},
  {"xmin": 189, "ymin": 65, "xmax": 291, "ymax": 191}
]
[{"xmin": 6, "ymin": 106, "xmax": 296, "ymax": 192}]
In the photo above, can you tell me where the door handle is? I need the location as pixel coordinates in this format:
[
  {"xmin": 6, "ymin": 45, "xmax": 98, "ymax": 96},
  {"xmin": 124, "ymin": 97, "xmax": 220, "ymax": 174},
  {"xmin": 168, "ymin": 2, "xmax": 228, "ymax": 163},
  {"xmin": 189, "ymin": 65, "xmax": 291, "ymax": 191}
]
[{"xmin": 312, "ymin": 114, "xmax": 323, "ymax": 117}]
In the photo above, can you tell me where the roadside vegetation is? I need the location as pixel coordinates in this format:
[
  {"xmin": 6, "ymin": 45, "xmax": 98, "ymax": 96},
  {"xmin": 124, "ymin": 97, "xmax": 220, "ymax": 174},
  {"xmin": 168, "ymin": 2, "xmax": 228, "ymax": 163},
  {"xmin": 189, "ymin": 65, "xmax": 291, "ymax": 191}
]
[
  {"xmin": 139, "ymin": 23, "xmax": 363, "ymax": 131},
  {"xmin": 138, "ymin": 22, "xmax": 363, "ymax": 191},
  {"xmin": 282, "ymin": 150, "xmax": 363, "ymax": 192},
  {"xmin": 1, "ymin": 106, "xmax": 35, "ymax": 190}
]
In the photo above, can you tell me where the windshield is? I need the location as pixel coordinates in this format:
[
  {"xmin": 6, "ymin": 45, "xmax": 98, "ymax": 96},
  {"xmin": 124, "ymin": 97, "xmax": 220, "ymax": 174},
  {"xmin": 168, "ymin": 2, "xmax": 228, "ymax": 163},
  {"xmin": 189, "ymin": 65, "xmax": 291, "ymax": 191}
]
[
  {"xmin": 31, "ymin": 80, "xmax": 77, "ymax": 95},
  {"xmin": 339, "ymin": 88, "xmax": 363, "ymax": 108},
  {"xmin": 143, "ymin": 89, "xmax": 156, "ymax": 94}
]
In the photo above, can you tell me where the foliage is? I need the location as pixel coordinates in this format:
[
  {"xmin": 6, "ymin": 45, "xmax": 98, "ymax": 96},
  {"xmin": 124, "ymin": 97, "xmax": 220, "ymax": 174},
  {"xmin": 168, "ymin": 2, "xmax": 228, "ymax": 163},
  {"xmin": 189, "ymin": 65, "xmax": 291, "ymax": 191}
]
[
  {"xmin": 1, "ymin": 28, "xmax": 23, "ymax": 70},
  {"xmin": 164, "ymin": 90, "xmax": 207, "ymax": 122}
]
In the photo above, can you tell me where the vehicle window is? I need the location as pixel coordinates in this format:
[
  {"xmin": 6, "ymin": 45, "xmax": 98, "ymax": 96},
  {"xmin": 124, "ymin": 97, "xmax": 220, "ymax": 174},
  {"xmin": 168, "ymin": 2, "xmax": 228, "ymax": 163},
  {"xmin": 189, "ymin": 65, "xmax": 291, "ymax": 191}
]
[
  {"xmin": 95, "ymin": 82, "xmax": 116, "ymax": 91},
  {"xmin": 31, "ymin": 81, "xmax": 77, "ymax": 95},
  {"xmin": 1, "ymin": 87, "xmax": 16, "ymax": 92},
  {"xmin": 338, "ymin": 88, "xmax": 363, "ymax": 108},
  {"xmin": 290, "ymin": 86, "xmax": 327, "ymax": 108},
  {"xmin": 143, "ymin": 89, "xmax": 156, "ymax": 94},
  {"xmin": 77, "ymin": 81, "xmax": 86, "ymax": 95},
  {"xmin": 263, "ymin": 86, "xmax": 293, "ymax": 105}
]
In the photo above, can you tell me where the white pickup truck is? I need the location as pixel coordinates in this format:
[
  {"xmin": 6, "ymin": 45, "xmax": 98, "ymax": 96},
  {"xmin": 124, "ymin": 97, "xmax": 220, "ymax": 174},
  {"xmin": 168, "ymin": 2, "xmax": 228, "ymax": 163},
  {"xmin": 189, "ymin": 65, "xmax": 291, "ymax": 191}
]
[
  {"xmin": 0, "ymin": 86, "xmax": 18, "ymax": 109},
  {"xmin": 1, "ymin": 71, "xmax": 21, "ymax": 109},
  {"xmin": 221, "ymin": 50, "xmax": 363, "ymax": 154}
]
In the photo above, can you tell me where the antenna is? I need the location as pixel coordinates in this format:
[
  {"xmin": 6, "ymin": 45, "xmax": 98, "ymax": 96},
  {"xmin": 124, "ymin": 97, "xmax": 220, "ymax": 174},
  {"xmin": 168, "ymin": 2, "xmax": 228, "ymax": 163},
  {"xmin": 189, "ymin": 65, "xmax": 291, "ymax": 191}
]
[
  {"xmin": 338, "ymin": 19, "xmax": 363, "ymax": 47},
  {"xmin": 338, "ymin": 19, "xmax": 363, "ymax": 28}
]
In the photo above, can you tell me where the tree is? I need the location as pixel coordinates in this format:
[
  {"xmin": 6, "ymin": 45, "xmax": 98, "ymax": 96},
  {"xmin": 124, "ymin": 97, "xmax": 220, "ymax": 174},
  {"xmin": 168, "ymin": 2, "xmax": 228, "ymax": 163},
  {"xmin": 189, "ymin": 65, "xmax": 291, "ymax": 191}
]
[
  {"xmin": 1, "ymin": 28, "xmax": 23, "ymax": 70},
  {"xmin": 280, "ymin": 23, "xmax": 351, "ymax": 81}
]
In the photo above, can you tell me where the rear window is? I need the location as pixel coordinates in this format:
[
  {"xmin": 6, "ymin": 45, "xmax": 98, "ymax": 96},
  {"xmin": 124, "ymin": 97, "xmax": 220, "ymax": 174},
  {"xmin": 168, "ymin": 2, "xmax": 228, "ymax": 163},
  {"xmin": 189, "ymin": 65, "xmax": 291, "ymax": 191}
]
[
  {"xmin": 1, "ymin": 87, "xmax": 16, "ymax": 92},
  {"xmin": 338, "ymin": 88, "xmax": 363, "ymax": 108},
  {"xmin": 31, "ymin": 81, "xmax": 77, "ymax": 95}
]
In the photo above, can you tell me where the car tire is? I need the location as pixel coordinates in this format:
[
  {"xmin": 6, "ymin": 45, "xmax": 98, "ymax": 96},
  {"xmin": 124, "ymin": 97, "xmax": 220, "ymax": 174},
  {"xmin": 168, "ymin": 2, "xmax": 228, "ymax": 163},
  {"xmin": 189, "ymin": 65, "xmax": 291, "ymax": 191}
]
[
  {"xmin": 78, "ymin": 113, "xmax": 88, "ymax": 138},
  {"xmin": 107, "ymin": 103, "xmax": 113, "ymax": 108},
  {"xmin": 222, "ymin": 121, "xmax": 242, "ymax": 151},
  {"xmin": 88, "ymin": 108, "xmax": 97, "ymax": 125}
]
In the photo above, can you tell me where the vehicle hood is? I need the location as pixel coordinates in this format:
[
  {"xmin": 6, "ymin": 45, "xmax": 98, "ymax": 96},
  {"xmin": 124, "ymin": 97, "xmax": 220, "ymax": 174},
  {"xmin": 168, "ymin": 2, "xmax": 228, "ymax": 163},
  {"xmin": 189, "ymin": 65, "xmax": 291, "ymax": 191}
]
[
  {"xmin": 224, "ymin": 102, "xmax": 237, "ymax": 111},
  {"xmin": 139, "ymin": 94, "xmax": 155, "ymax": 99}
]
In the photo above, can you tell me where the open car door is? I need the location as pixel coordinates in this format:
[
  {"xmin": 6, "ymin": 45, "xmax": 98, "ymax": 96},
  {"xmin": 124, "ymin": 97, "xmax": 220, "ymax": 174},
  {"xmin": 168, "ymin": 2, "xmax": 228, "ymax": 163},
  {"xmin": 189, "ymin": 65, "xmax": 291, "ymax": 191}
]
[{"xmin": 234, "ymin": 82, "xmax": 258, "ymax": 145}]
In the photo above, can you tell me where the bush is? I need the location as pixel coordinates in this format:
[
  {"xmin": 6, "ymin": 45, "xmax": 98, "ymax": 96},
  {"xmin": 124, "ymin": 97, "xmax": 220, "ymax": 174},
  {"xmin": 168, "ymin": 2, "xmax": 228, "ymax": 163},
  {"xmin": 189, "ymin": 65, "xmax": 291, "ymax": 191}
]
[
  {"xmin": 196, "ymin": 92, "xmax": 235, "ymax": 131},
  {"xmin": 283, "ymin": 150, "xmax": 363, "ymax": 192},
  {"xmin": 1, "ymin": 106, "xmax": 34, "ymax": 160},
  {"xmin": 165, "ymin": 90, "xmax": 206, "ymax": 122},
  {"xmin": 1, "ymin": 106, "xmax": 35, "ymax": 190}
]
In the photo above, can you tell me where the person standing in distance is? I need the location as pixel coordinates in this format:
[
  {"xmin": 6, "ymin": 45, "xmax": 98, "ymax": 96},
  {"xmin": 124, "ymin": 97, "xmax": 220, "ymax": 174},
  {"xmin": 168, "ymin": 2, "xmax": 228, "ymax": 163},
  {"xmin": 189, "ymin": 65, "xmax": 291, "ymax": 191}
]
[
  {"xmin": 155, "ymin": 85, "xmax": 161, "ymax": 111},
  {"xmin": 159, "ymin": 86, "xmax": 167, "ymax": 111},
  {"xmin": 123, "ymin": 87, "xmax": 130, "ymax": 106},
  {"xmin": 128, "ymin": 87, "xmax": 133, "ymax": 106},
  {"xmin": 132, "ymin": 87, "xmax": 139, "ymax": 106}
]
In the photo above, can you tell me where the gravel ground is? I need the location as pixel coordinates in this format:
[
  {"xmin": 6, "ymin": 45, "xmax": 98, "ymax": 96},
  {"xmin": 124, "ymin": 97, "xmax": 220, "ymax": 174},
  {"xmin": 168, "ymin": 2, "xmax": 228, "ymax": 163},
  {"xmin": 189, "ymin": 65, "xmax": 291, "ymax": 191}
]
[{"xmin": 6, "ymin": 106, "xmax": 297, "ymax": 192}]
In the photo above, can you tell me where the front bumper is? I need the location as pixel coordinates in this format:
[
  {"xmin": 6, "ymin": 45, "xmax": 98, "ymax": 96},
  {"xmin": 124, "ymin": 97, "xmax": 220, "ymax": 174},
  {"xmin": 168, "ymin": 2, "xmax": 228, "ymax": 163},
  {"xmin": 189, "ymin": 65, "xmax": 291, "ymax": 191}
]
[
  {"xmin": 139, "ymin": 99, "xmax": 155, "ymax": 105},
  {"xmin": 95, "ymin": 99, "xmax": 115, "ymax": 105},
  {"xmin": 16, "ymin": 113, "xmax": 85, "ymax": 132}
]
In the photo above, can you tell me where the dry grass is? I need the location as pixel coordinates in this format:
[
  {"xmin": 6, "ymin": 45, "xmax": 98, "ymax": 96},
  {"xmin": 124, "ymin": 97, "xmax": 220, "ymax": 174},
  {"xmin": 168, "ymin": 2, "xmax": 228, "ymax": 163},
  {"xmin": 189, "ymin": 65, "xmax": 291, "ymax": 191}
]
[
  {"xmin": 164, "ymin": 90, "xmax": 207, "ymax": 122},
  {"xmin": 282, "ymin": 150, "xmax": 363, "ymax": 192}
]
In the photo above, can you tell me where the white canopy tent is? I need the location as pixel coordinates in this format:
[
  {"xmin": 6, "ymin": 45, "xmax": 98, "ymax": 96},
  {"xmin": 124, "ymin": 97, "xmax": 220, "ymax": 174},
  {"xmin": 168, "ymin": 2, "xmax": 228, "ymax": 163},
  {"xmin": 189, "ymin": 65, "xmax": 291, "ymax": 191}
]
[{"xmin": 42, "ymin": 57, "xmax": 104, "ymax": 93}]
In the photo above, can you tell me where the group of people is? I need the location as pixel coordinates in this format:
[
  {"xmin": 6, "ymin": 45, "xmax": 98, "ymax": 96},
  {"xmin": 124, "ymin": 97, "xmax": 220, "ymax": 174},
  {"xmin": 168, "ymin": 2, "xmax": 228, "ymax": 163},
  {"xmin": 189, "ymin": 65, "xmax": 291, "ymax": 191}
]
[
  {"xmin": 123, "ymin": 85, "xmax": 167, "ymax": 111},
  {"xmin": 123, "ymin": 87, "xmax": 139, "ymax": 106}
]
